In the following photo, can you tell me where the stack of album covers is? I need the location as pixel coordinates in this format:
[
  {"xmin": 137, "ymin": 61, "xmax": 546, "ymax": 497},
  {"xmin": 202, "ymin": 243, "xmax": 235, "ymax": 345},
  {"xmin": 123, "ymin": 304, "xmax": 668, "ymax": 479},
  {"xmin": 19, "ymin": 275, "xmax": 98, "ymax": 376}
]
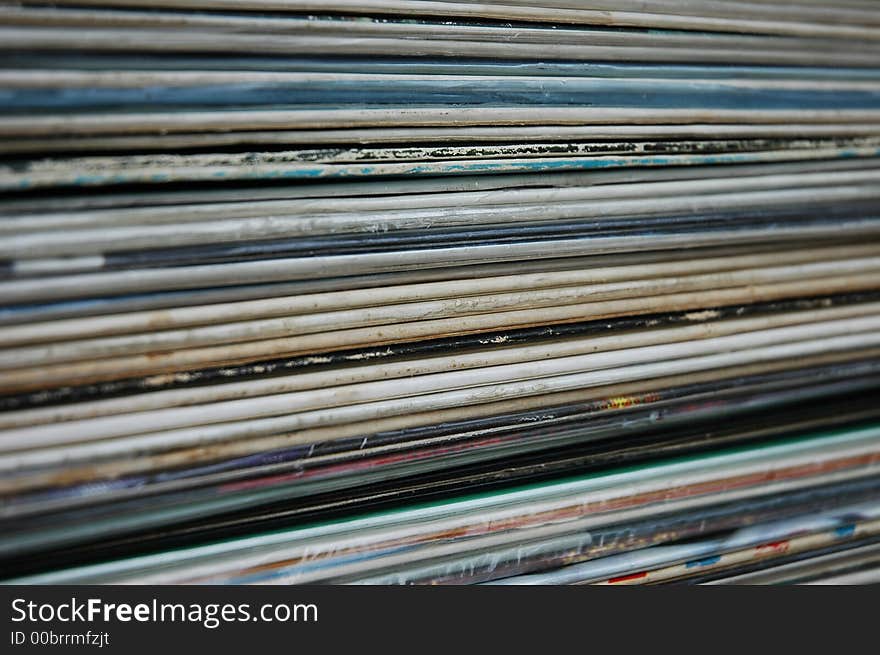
[{"xmin": 1, "ymin": 0, "xmax": 880, "ymax": 585}]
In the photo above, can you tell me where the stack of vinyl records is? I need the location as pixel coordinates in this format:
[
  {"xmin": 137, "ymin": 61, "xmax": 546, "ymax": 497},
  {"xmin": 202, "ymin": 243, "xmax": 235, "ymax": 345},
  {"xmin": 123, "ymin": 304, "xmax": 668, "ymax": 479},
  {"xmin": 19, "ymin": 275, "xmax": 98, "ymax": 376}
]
[{"xmin": 1, "ymin": 1, "xmax": 880, "ymax": 585}]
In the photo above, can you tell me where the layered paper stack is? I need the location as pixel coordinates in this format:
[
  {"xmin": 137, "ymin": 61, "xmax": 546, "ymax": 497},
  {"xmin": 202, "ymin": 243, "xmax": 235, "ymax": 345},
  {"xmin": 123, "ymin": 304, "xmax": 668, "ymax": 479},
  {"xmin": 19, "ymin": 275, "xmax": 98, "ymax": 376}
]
[{"xmin": 2, "ymin": 0, "xmax": 880, "ymax": 584}]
